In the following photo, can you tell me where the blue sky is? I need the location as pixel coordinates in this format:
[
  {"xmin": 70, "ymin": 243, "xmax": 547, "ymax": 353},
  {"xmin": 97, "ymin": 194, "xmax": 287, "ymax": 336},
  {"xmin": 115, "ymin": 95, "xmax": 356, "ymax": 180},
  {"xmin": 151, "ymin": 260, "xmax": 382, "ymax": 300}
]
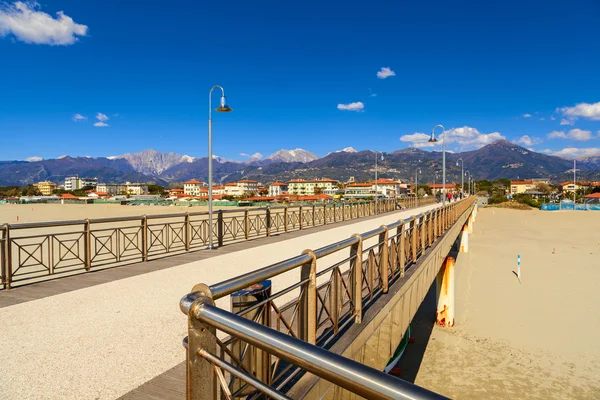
[{"xmin": 1, "ymin": 0, "xmax": 599, "ymax": 161}]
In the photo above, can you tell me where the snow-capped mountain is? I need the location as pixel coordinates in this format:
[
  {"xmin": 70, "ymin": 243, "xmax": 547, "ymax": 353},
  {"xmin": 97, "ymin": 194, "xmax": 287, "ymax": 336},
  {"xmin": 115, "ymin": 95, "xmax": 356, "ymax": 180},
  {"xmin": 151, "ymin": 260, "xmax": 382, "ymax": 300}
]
[
  {"xmin": 114, "ymin": 149, "xmax": 195, "ymax": 176},
  {"xmin": 338, "ymin": 147, "xmax": 357, "ymax": 153},
  {"xmin": 266, "ymin": 148, "xmax": 319, "ymax": 163}
]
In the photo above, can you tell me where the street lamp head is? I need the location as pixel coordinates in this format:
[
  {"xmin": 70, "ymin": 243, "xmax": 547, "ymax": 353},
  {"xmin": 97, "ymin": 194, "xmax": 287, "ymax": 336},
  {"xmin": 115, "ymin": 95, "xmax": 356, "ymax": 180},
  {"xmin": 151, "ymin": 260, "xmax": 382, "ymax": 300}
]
[
  {"xmin": 216, "ymin": 95, "xmax": 232, "ymax": 112},
  {"xmin": 428, "ymin": 134, "xmax": 438, "ymax": 143}
]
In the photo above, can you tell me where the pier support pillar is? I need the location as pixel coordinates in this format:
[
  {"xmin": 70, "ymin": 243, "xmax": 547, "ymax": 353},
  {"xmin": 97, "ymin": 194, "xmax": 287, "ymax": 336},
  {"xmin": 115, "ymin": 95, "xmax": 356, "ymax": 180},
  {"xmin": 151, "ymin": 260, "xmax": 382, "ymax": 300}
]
[
  {"xmin": 467, "ymin": 213, "xmax": 473, "ymax": 234},
  {"xmin": 460, "ymin": 224, "xmax": 469, "ymax": 253},
  {"xmin": 436, "ymin": 256, "xmax": 455, "ymax": 327}
]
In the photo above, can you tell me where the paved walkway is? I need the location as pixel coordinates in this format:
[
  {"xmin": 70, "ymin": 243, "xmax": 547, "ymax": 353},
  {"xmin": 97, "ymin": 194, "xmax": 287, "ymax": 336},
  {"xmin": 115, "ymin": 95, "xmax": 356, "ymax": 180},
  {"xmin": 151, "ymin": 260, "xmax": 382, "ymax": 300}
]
[{"xmin": 0, "ymin": 203, "xmax": 440, "ymax": 400}]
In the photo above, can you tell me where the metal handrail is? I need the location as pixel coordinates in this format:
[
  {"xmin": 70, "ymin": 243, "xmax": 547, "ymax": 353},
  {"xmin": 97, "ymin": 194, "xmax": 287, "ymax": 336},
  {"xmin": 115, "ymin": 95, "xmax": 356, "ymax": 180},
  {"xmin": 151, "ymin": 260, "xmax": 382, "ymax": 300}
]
[
  {"xmin": 189, "ymin": 302, "xmax": 447, "ymax": 400},
  {"xmin": 181, "ymin": 198, "xmax": 474, "ymax": 399}
]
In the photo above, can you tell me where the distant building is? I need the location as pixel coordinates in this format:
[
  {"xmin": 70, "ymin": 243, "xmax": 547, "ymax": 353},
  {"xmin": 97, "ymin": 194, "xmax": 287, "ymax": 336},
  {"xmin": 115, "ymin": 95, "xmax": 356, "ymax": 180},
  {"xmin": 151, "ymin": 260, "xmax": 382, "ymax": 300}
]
[
  {"xmin": 344, "ymin": 182, "xmax": 375, "ymax": 199},
  {"xmin": 96, "ymin": 182, "xmax": 148, "ymax": 196},
  {"xmin": 222, "ymin": 180, "xmax": 259, "ymax": 196},
  {"xmin": 34, "ymin": 181, "xmax": 57, "ymax": 196},
  {"xmin": 183, "ymin": 179, "xmax": 207, "ymax": 196},
  {"xmin": 269, "ymin": 182, "xmax": 288, "ymax": 197},
  {"xmin": 223, "ymin": 182, "xmax": 241, "ymax": 196},
  {"xmin": 288, "ymin": 178, "xmax": 338, "ymax": 196},
  {"xmin": 211, "ymin": 185, "xmax": 226, "ymax": 195},
  {"xmin": 371, "ymin": 178, "xmax": 402, "ymax": 198},
  {"xmin": 237, "ymin": 179, "xmax": 259, "ymax": 194},
  {"xmin": 429, "ymin": 183, "xmax": 459, "ymax": 195},
  {"xmin": 510, "ymin": 180, "xmax": 535, "ymax": 194},
  {"xmin": 64, "ymin": 176, "xmax": 98, "ymax": 191},
  {"xmin": 96, "ymin": 183, "xmax": 127, "ymax": 195}
]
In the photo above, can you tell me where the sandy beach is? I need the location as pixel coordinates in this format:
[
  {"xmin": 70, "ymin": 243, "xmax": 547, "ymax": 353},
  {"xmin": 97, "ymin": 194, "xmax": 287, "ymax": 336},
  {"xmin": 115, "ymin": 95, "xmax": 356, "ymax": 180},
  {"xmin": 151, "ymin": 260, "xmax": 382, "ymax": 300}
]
[
  {"xmin": 399, "ymin": 207, "xmax": 600, "ymax": 399},
  {"xmin": 0, "ymin": 203, "xmax": 242, "ymax": 224}
]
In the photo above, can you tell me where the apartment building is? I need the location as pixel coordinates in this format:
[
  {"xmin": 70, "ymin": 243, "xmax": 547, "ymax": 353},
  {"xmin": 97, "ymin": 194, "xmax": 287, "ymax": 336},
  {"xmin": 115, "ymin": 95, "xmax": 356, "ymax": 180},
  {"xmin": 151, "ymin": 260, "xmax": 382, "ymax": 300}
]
[
  {"xmin": 183, "ymin": 179, "xmax": 208, "ymax": 196},
  {"xmin": 510, "ymin": 180, "xmax": 535, "ymax": 194},
  {"xmin": 96, "ymin": 182, "xmax": 149, "ymax": 196},
  {"xmin": 372, "ymin": 178, "xmax": 402, "ymax": 198},
  {"xmin": 64, "ymin": 176, "xmax": 98, "ymax": 191},
  {"xmin": 344, "ymin": 182, "xmax": 375, "ymax": 199},
  {"xmin": 237, "ymin": 179, "xmax": 259, "ymax": 194},
  {"xmin": 288, "ymin": 178, "xmax": 338, "ymax": 196},
  {"xmin": 34, "ymin": 181, "xmax": 57, "ymax": 196},
  {"xmin": 223, "ymin": 183, "xmax": 241, "ymax": 196},
  {"xmin": 269, "ymin": 182, "xmax": 288, "ymax": 197},
  {"xmin": 96, "ymin": 183, "xmax": 127, "ymax": 195}
]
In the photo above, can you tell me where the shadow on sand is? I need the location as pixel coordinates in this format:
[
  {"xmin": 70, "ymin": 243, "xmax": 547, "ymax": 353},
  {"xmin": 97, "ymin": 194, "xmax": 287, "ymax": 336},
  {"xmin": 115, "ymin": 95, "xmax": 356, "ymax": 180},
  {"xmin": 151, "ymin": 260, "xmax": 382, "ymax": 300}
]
[{"xmin": 394, "ymin": 248, "xmax": 462, "ymax": 382}]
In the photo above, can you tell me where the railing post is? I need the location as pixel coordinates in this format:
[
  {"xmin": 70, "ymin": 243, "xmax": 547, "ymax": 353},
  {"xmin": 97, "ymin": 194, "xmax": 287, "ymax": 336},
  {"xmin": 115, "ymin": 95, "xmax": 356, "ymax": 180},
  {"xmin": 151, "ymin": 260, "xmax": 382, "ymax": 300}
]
[
  {"xmin": 421, "ymin": 214, "xmax": 426, "ymax": 252},
  {"xmin": 299, "ymin": 206, "xmax": 303, "ymax": 230},
  {"xmin": 428, "ymin": 211, "xmax": 433, "ymax": 246},
  {"xmin": 333, "ymin": 203, "xmax": 337, "ymax": 222},
  {"xmin": 186, "ymin": 291, "xmax": 217, "ymax": 400},
  {"xmin": 331, "ymin": 262, "xmax": 340, "ymax": 334},
  {"xmin": 84, "ymin": 218, "xmax": 91, "ymax": 271},
  {"xmin": 379, "ymin": 226, "xmax": 389, "ymax": 293},
  {"xmin": 323, "ymin": 204, "xmax": 327, "ymax": 225},
  {"xmin": 411, "ymin": 218, "xmax": 417, "ymax": 263},
  {"xmin": 1, "ymin": 224, "xmax": 9, "ymax": 289},
  {"xmin": 342, "ymin": 203, "xmax": 345, "ymax": 221},
  {"xmin": 350, "ymin": 234, "xmax": 363, "ymax": 323},
  {"xmin": 184, "ymin": 212, "xmax": 190, "ymax": 251},
  {"xmin": 312, "ymin": 204, "xmax": 316, "ymax": 226},
  {"xmin": 398, "ymin": 221, "xmax": 405, "ymax": 278},
  {"xmin": 244, "ymin": 209, "xmax": 249, "ymax": 239},
  {"xmin": 299, "ymin": 250, "xmax": 317, "ymax": 344},
  {"xmin": 141, "ymin": 215, "xmax": 148, "ymax": 262},
  {"xmin": 284, "ymin": 206, "xmax": 288, "ymax": 232},
  {"xmin": 265, "ymin": 207, "xmax": 271, "ymax": 237},
  {"xmin": 217, "ymin": 210, "xmax": 224, "ymax": 246}
]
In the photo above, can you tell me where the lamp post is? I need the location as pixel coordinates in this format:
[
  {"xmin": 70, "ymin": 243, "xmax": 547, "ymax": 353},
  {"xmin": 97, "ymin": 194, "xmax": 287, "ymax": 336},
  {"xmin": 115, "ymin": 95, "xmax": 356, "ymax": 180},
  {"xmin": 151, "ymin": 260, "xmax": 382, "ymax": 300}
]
[
  {"xmin": 375, "ymin": 151, "xmax": 384, "ymax": 214},
  {"xmin": 208, "ymin": 86, "xmax": 232, "ymax": 249},
  {"xmin": 456, "ymin": 158, "xmax": 464, "ymax": 196},
  {"xmin": 465, "ymin": 170, "xmax": 471, "ymax": 196},
  {"xmin": 429, "ymin": 124, "xmax": 446, "ymax": 204},
  {"xmin": 415, "ymin": 168, "xmax": 421, "ymax": 206}
]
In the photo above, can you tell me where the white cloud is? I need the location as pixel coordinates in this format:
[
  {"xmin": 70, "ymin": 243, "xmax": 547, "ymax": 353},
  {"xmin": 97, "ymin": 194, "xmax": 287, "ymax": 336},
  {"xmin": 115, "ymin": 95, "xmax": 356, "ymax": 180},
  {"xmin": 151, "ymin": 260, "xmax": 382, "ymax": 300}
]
[
  {"xmin": 72, "ymin": 113, "xmax": 87, "ymax": 121},
  {"xmin": 93, "ymin": 121, "xmax": 109, "ymax": 127},
  {"xmin": 551, "ymin": 147, "xmax": 600, "ymax": 159},
  {"xmin": 523, "ymin": 113, "xmax": 532, "ymax": 118},
  {"xmin": 96, "ymin": 112, "xmax": 109, "ymax": 121},
  {"xmin": 0, "ymin": 1, "xmax": 88, "ymax": 45},
  {"xmin": 376, "ymin": 67, "xmax": 396, "ymax": 79},
  {"xmin": 337, "ymin": 102, "xmax": 364, "ymax": 112},
  {"xmin": 539, "ymin": 118, "xmax": 545, "ymax": 121},
  {"xmin": 567, "ymin": 128, "xmax": 593, "ymax": 141},
  {"xmin": 560, "ymin": 118, "xmax": 574, "ymax": 126},
  {"xmin": 547, "ymin": 129, "xmax": 593, "ymax": 141},
  {"xmin": 26, "ymin": 156, "xmax": 42, "ymax": 162},
  {"xmin": 560, "ymin": 101, "xmax": 600, "ymax": 121},
  {"xmin": 240, "ymin": 152, "xmax": 263, "ymax": 161},
  {"xmin": 548, "ymin": 130, "xmax": 566, "ymax": 139},
  {"xmin": 400, "ymin": 126, "xmax": 505, "ymax": 150},
  {"xmin": 550, "ymin": 116, "xmax": 556, "ymax": 121},
  {"xmin": 515, "ymin": 135, "xmax": 543, "ymax": 146}
]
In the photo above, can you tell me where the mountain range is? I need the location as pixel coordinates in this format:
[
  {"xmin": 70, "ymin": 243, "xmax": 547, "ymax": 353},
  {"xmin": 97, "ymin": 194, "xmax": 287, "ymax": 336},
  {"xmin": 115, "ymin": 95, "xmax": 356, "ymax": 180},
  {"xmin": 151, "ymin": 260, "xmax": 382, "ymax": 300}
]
[{"xmin": 2, "ymin": 141, "xmax": 599, "ymax": 187}]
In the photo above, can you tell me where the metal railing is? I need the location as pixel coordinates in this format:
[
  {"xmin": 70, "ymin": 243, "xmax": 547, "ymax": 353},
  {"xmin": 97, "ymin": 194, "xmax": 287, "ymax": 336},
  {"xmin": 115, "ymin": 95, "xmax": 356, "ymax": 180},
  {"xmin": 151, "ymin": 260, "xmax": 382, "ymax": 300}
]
[
  {"xmin": 0, "ymin": 198, "xmax": 434, "ymax": 289},
  {"xmin": 181, "ymin": 198, "xmax": 474, "ymax": 399}
]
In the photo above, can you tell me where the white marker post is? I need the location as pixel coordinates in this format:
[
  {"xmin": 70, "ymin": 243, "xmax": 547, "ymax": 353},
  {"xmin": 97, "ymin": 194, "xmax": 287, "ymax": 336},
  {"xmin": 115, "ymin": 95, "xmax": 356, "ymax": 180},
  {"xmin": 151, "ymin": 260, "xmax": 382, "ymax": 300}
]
[{"xmin": 517, "ymin": 254, "xmax": 521, "ymax": 282}]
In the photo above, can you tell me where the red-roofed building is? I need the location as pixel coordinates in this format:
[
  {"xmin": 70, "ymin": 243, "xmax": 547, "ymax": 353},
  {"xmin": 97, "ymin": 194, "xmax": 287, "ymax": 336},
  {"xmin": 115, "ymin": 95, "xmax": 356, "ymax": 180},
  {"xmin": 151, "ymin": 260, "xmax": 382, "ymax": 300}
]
[
  {"xmin": 288, "ymin": 178, "xmax": 339, "ymax": 195},
  {"xmin": 183, "ymin": 179, "xmax": 207, "ymax": 196},
  {"xmin": 269, "ymin": 181, "xmax": 288, "ymax": 196},
  {"xmin": 60, "ymin": 193, "xmax": 79, "ymax": 200},
  {"xmin": 429, "ymin": 183, "xmax": 459, "ymax": 195}
]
